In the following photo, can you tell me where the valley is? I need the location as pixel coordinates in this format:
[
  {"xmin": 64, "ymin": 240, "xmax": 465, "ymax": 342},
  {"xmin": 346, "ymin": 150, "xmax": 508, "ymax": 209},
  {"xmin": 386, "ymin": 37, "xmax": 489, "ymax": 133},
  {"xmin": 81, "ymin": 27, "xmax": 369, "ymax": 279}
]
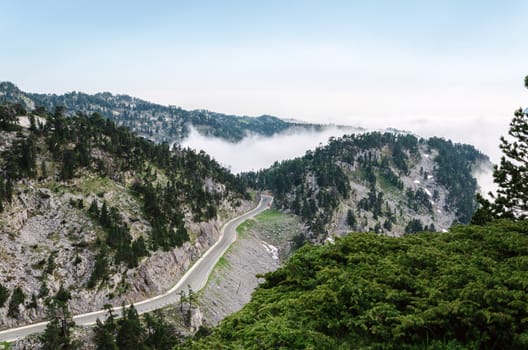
[{"xmin": 0, "ymin": 80, "xmax": 524, "ymax": 349}]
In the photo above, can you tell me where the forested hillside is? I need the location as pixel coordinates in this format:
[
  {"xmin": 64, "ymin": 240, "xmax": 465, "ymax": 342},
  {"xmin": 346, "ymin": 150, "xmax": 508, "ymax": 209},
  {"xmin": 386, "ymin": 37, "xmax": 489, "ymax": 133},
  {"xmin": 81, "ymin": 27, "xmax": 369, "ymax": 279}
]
[
  {"xmin": 243, "ymin": 132, "xmax": 488, "ymax": 237},
  {"xmin": 184, "ymin": 220, "xmax": 528, "ymax": 350},
  {"xmin": 0, "ymin": 102, "xmax": 250, "ymax": 327},
  {"xmin": 0, "ymin": 81, "xmax": 329, "ymax": 143}
]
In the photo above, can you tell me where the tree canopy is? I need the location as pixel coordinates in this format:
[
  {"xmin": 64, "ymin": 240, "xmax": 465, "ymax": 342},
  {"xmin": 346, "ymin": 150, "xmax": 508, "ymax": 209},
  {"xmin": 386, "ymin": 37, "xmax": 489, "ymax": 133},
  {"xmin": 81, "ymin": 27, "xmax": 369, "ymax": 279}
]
[{"xmin": 186, "ymin": 220, "xmax": 528, "ymax": 349}]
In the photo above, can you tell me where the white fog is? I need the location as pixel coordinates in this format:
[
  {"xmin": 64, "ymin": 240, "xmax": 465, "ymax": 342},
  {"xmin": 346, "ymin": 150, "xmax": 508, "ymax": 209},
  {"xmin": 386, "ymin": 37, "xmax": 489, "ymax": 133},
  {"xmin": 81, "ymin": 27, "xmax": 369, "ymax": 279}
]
[
  {"xmin": 181, "ymin": 116, "xmax": 505, "ymax": 197},
  {"xmin": 180, "ymin": 126, "xmax": 359, "ymax": 173}
]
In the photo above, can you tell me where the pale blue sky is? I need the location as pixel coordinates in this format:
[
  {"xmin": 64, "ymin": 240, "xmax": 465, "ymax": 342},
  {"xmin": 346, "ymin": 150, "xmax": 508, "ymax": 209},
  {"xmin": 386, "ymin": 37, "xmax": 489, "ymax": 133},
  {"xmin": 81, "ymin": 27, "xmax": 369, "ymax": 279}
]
[{"xmin": 1, "ymin": 1, "xmax": 527, "ymax": 159}]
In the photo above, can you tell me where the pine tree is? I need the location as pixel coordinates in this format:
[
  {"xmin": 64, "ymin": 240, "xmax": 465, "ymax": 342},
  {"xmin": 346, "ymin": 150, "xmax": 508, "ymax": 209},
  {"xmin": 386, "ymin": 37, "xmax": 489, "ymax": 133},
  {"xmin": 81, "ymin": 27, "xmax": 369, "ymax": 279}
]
[
  {"xmin": 94, "ymin": 306, "xmax": 118, "ymax": 350},
  {"xmin": 346, "ymin": 209, "xmax": 356, "ymax": 227},
  {"xmin": 475, "ymin": 76, "xmax": 528, "ymax": 221},
  {"xmin": 88, "ymin": 199, "xmax": 99, "ymax": 217},
  {"xmin": 144, "ymin": 313, "xmax": 178, "ymax": 349},
  {"xmin": 40, "ymin": 285, "xmax": 76, "ymax": 349},
  {"xmin": 0, "ymin": 283, "xmax": 8, "ymax": 308},
  {"xmin": 116, "ymin": 305, "xmax": 146, "ymax": 349},
  {"xmin": 493, "ymin": 106, "xmax": 528, "ymax": 217},
  {"xmin": 7, "ymin": 286, "xmax": 25, "ymax": 318}
]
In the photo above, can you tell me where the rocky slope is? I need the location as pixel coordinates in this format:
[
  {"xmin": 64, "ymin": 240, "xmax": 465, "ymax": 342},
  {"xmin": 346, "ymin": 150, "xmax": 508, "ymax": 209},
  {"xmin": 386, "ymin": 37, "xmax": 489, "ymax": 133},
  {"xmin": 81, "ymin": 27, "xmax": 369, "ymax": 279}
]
[
  {"xmin": 196, "ymin": 209, "xmax": 305, "ymax": 326},
  {"xmin": 246, "ymin": 132, "xmax": 493, "ymax": 239},
  {"xmin": 0, "ymin": 103, "xmax": 253, "ymax": 329}
]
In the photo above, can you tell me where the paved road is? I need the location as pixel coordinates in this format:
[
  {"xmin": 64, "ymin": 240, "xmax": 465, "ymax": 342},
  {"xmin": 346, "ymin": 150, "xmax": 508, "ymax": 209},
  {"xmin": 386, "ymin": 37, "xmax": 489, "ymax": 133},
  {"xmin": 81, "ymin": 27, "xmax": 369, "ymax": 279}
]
[{"xmin": 0, "ymin": 195, "xmax": 273, "ymax": 343}]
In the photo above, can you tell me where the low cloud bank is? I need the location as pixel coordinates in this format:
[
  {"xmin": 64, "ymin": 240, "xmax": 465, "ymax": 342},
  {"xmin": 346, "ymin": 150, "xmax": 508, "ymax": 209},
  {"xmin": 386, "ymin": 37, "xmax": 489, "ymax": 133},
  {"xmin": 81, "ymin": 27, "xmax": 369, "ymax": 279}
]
[
  {"xmin": 181, "ymin": 126, "xmax": 357, "ymax": 173},
  {"xmin": 473, "ymin": 164, "xmax": 498, "ymax": 200},
  {"xmin": 181, "ymin": 119, "xmax": 502, "ymax": 199}
]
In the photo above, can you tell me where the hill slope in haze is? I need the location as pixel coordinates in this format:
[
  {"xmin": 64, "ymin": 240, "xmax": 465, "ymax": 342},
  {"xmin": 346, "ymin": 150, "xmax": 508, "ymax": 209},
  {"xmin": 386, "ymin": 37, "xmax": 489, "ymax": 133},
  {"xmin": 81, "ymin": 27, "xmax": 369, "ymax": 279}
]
[
  {"xmin": 0, "ymin": 81, "xmax": 347, "ymax": 144},
  {"xmin": 244, "ymin": 132, "xmax": 490, "ymax": 238}
]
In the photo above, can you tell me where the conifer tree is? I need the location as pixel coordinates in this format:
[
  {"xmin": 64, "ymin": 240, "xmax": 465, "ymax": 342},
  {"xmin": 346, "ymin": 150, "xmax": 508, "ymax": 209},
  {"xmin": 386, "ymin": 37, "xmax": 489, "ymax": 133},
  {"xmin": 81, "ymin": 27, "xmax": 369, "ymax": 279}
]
[
  {"xmin": 94, "ymin": 306, "xmax": 118, "ymax": 350},
  {"xmin": 40, "ymin": 285, "xmax": 76, "ymax": 350},
  {"xmin": 116, "ymin": 304, "xmax": 146, "ymax": 349},
  {"xmin": 491, "ymin": 77, "xmax": 528, "ymax": 218},
  {"xmin": 474, "ymin": 75, "xmax": 528, "ymax": 222}
]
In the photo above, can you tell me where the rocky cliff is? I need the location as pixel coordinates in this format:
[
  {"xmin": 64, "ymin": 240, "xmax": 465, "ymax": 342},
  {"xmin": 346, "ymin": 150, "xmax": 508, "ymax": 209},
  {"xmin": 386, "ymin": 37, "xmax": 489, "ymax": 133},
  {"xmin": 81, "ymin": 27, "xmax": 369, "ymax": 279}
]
[{"xmin": 0, "ymin": 103, "xmax": 252, "ymax": 329}]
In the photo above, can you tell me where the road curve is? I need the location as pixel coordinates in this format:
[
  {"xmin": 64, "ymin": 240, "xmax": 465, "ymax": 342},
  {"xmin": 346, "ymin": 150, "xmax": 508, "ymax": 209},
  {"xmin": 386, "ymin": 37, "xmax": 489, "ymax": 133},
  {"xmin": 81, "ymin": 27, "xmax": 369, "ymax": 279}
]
[{"xmin": 0, "ymin": 195, "xmax": 273, "ymax": 343}]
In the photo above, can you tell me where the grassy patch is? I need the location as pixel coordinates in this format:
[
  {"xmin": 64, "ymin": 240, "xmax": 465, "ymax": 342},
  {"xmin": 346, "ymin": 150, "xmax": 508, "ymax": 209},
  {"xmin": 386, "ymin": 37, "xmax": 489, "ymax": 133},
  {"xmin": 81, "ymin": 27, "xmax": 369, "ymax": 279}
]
[
  {"xmin": 236, "ymin": 219, "xmax": 255, "ymax": 238},
  {"xmin": 252, "ymin": 209, "xmax": 303, "ymax": 247},
  {"xmin": 376, "ymin": 171, "xmax": 402, "ymax": 196},
  {"xmin": 248, "ymin": 190, "xmax": 257, "ymax": 201},
  {"xmin": 216, "ymin": 256, "xmax": 229, "ymax": 269},
  {"xmin": 349, "ymin": 168, "xmax": 368, "ymax": 183},
  {"xmin": 255, "ymin": 209, "xmax": 287, "ymax": 225},
  {"xmin": 76, "ymin": 176, "xmax": 117, "ymax": 196}
]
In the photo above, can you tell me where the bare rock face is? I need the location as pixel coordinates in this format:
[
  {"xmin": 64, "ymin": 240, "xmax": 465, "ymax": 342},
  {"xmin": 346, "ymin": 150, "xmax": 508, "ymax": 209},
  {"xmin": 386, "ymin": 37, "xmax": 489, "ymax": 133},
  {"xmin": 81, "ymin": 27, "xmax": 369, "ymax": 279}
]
[
  {"xmin": 134, "ymin": 220, "xmax": 220, "ymax": 295},
  {"xmin": 189, "ymin": 307, "xmax": 204, "ymax": 332},
  {"xmin": 0, "ymin": 175, "xmax": 255, "ymax": 331}
]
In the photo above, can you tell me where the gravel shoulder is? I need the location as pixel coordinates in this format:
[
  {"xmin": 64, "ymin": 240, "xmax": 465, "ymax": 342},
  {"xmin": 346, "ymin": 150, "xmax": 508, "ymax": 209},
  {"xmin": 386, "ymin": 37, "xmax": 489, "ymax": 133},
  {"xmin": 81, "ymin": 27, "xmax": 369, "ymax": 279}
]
[{"xmin": 196, "ymin": 210, "xmax": 304, "ymax": 325}]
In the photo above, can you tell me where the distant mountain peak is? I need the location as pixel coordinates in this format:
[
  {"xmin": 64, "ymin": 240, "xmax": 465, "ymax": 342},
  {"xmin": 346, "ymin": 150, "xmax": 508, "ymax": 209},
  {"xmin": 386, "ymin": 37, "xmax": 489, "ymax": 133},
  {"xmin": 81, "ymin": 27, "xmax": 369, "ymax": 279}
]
[{"xmin": 1, "ymin": 81, "xmax": 349, "ymax": 143}]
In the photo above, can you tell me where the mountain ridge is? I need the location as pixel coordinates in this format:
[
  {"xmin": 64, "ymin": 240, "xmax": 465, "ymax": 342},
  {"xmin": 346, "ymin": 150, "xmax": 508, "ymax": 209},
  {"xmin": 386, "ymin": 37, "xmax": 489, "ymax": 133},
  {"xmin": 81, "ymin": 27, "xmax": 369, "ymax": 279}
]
[
  {"xmin": 0, "ymin": 102, "xmax": 255, "ymax": 330},
  {"xmin": 0, "ymin": 81, "xmax": 355, "ymax": 144}
]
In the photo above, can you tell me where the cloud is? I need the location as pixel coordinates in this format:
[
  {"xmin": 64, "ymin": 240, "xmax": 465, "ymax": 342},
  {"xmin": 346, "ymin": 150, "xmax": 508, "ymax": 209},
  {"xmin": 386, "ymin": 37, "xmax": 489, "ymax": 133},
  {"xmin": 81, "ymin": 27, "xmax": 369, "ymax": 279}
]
[
  {"xmin": 181, "ymin": 114, "xmax": 507, "ymax": 170},
  {"xmin": 181, "ymin": 126, "xmax": 358, "ymax": 173},
  {"xmin": 472, "ymin": 163, "xmax": 497, "ymax": 200}
]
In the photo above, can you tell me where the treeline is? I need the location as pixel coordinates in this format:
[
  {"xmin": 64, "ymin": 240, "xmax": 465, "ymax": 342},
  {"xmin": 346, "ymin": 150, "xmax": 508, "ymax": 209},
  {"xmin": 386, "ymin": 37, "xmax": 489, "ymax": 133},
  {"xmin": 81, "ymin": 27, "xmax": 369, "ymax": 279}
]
[
  {"xmin": 186, "ymin": 220, "xmax": 528, "ymax": 349},
  {"xmin": 0, "ymin": 102, "xmax": 29, "ymax": 211},
  {"xmin": 243, "ymin": 151, "xmax": 351, "ymax": 234},
  {"xmin": 92, "ymin": 305, "xmax": 181, "ymax": 350},
  {"xmin": 427, "ymin": 137, "xmax": 485, "ymax": 223}
]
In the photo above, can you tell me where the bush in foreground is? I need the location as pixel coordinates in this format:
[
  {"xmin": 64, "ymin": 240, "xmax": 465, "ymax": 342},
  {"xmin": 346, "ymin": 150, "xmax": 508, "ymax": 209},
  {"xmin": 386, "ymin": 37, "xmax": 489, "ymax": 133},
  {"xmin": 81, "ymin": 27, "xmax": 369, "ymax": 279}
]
[{"xmin": 186, "ymin": 220, "xmax": 528, "ymax": 349}]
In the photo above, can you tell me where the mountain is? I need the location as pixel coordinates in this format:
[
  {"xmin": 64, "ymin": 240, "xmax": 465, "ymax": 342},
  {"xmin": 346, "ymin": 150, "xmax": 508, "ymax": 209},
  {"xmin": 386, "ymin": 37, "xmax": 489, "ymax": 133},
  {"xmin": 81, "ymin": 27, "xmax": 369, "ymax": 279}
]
[
  {"xmin": 0, "ymin": 81, "xmax": 344, "ymax": 143},
  {"xmin": 0, "ymin": 102, "xmax": 253, "ymax": 329},
  {"xmin": 0, "ymin": 85, "xmax": 496, "ymax": 347},
  {"xmin": 243, "ymin": 132, "xmax": 491, "ymax": 239}
]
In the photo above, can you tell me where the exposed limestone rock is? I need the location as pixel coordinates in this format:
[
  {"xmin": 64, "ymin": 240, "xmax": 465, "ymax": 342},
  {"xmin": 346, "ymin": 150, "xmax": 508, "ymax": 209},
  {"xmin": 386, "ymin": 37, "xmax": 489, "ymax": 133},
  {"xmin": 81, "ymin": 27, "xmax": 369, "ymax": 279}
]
[{"xmin": 0, "ymin": 175, "xmax": 255, "ymax": 331}]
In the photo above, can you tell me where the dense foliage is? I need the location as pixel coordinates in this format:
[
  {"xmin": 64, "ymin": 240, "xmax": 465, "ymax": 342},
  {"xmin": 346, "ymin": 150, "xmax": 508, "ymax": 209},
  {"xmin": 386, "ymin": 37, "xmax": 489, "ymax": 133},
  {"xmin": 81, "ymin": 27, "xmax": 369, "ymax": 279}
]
[
  {"xmin": 93, "ymin": 305, "xmax": 181, "ymax": 350},
  {"xmin": 40, "ymin": 285, "xmax": 77, "ymax": 350},
  {"xmin": 426, "ymin": 137, "xmax": 484, "ymax": 223},
  {"xmin": 186, "ymin": 220, "xmax": 528, "ymax": 349}
]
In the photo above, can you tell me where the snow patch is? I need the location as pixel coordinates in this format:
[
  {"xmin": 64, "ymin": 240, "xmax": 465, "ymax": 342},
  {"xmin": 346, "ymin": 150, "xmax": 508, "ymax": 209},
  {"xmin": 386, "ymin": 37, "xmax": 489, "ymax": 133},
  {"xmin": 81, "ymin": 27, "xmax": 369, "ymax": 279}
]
[
  {"xmin": 17, "ymin": 115, "xmax": 47, "ymax": 129},
  {"xmin": 427, "ymin": 175, "xmax": 433, "ymax": 180},
  {"xmin": 261, "ymin": 241, "xmax": 279, "ymax": 260},
  {"xmin": 441, "ymin": 229, "xmax": 448, "ymax": 233},
  {"xmin": 413, "ymin": 180, "xmax": 420, "ymax": 184},
  {"xmin": 424, "ymin": 188, "xmax": 432, "ymax": 197},
  {"xmin": 17, "ymin": 116, "xmax": 31, "ymax": 128}
]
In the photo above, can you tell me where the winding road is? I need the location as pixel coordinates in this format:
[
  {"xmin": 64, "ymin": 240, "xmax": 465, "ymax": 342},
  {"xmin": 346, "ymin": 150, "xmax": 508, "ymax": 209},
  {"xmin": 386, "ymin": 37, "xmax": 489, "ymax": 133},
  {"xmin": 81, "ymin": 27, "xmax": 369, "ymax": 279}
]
[{"xmin": 0, "ymin": 195, "xmax": 273, "ymax": 343}]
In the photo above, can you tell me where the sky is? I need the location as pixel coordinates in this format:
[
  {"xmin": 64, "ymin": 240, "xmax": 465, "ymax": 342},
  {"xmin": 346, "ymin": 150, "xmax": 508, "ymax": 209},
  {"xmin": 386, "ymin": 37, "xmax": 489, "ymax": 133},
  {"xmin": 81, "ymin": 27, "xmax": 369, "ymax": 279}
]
[{"xmin": 1, "ymin": 1, "xmax": 527, "ymax": 162}]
